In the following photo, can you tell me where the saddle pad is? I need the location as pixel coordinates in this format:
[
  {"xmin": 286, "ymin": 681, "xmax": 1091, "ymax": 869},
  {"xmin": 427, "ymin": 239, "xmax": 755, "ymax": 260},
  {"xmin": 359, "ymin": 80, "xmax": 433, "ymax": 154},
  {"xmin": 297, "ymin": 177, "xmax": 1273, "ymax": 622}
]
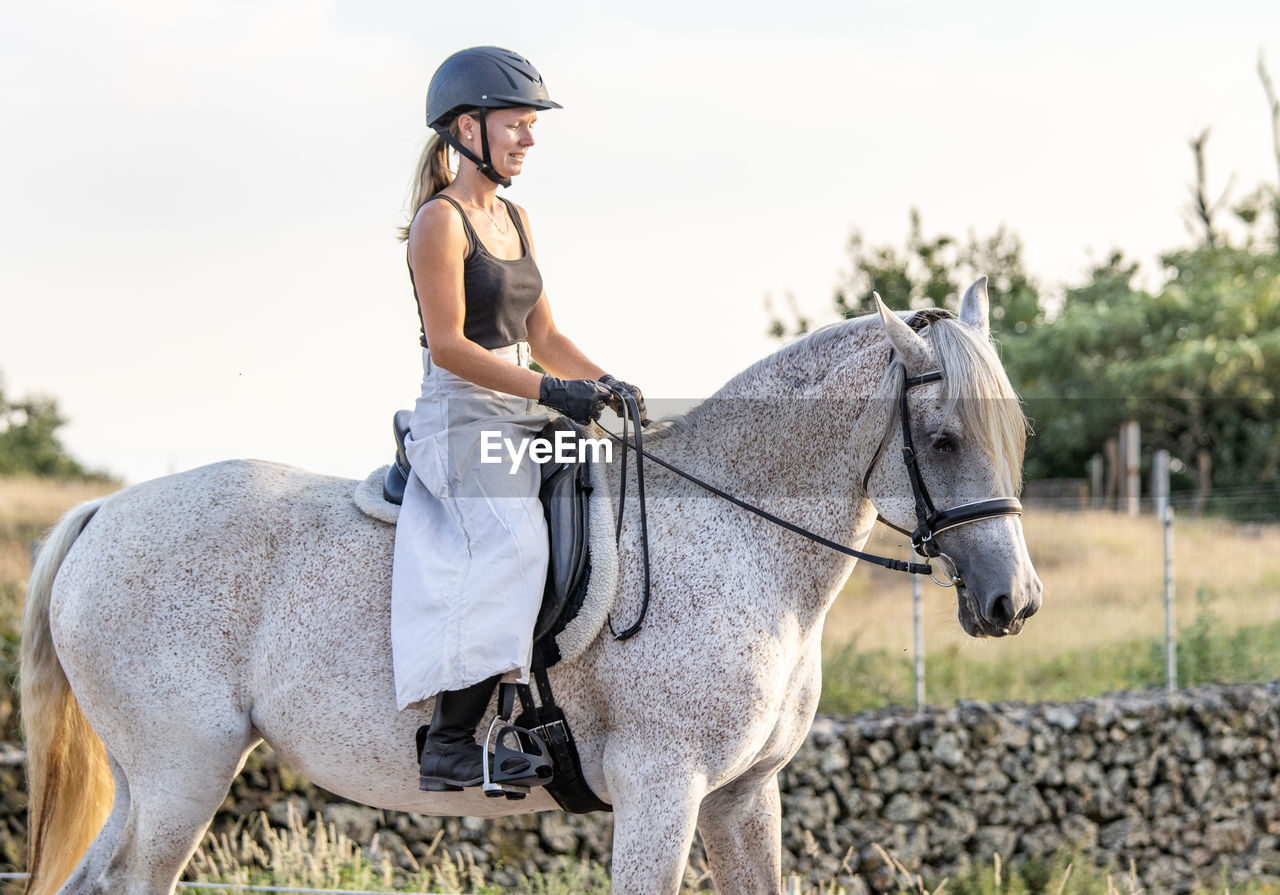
[{"xmin": 352, "ymin": 463, "xmax": 618, "ymax": 665}]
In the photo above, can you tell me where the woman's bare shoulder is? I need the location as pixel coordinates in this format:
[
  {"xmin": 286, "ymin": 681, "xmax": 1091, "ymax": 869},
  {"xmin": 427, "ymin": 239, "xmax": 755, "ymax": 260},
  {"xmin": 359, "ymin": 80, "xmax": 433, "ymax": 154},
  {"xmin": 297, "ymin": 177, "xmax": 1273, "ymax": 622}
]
[{"xmin": 409, "ymin": 196, "xmax": 467, "ymax": 253}]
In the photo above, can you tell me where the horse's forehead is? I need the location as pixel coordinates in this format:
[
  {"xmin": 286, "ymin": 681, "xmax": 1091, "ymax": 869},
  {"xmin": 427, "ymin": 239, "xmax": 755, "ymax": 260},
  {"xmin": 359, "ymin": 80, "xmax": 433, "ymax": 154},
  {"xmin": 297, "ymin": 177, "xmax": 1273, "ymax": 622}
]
[{"xmin": 908, "ymin": 383, "xmax": 952, "ymax": 428}]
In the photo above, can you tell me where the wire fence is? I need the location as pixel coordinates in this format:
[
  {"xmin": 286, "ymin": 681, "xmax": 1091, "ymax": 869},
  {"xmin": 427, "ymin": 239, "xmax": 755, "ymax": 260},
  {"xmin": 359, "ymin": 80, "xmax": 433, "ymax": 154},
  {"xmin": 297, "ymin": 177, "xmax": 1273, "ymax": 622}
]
[{"xmin": 821, "ymin": 484, "xmax": 1280, "ymax": 709}]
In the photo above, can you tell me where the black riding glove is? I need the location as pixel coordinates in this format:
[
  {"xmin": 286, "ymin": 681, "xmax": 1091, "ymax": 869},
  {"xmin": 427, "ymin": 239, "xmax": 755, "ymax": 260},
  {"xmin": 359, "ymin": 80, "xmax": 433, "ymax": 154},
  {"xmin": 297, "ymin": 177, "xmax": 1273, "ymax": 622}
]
[
  {"xmin": 538, "ymin": 376, "xmax": 612, "ymax": 425},
  {"xmin": 599, "ymin": 374, "xmax": 648, "ymax": 426}
]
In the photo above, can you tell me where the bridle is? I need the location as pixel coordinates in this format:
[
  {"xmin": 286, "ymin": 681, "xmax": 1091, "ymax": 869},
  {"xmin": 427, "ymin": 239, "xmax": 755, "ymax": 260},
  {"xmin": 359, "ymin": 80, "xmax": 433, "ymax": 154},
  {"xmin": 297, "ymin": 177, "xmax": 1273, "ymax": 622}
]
[
  {"xmin": 597, "ymin": 310, "xmax": 1023, "ymax": 639},
  {"xmin": 860, "ymin": 365, "xmax": 1023, "ymax": 588}
]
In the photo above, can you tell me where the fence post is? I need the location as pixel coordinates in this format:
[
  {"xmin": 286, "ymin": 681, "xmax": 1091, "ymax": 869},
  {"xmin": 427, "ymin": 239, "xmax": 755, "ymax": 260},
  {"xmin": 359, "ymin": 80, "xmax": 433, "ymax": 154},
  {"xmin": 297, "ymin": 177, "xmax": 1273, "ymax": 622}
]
[
  {"xmin": 1123, "ymin": 421, "xmax": 1141, "ymax": 517},
  {"xmin": 1103, "ymin": 437, "xmax": 1120, "ymax": 509},
  {"xmin": 1089, "ymin": 454, "xmax": 1104, "ymax": 509},
  {"xmin": 912, "ymin": 572, "xmax": 925, "ymax": 710},
  {"xmin": 1154, "ymin": 449, "xmax": 1176, "ymax": 691}
]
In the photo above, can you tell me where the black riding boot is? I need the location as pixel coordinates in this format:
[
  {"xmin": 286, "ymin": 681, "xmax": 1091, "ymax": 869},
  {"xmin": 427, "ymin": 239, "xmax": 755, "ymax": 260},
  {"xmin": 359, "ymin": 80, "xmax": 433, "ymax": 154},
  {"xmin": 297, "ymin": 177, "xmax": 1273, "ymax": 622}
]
[{"xmin": 416, "ymin": 674, "xmax": 500, "ymax": 791}]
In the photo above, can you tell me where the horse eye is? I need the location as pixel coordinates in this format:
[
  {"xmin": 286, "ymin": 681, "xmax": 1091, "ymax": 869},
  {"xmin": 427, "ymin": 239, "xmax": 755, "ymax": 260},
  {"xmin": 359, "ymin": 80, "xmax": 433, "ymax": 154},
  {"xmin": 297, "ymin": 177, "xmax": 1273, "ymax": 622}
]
[{"xmin": 932, "ymin": 434, "xmax": 957, "ymax": 453}]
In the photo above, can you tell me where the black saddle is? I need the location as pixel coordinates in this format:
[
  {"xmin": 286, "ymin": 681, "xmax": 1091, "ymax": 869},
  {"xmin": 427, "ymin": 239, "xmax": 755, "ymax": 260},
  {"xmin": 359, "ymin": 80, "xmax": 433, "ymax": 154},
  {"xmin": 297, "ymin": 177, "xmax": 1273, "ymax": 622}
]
[{"xmin": 382, "ymin": 411, "xmax": 593, "ymax": 651}]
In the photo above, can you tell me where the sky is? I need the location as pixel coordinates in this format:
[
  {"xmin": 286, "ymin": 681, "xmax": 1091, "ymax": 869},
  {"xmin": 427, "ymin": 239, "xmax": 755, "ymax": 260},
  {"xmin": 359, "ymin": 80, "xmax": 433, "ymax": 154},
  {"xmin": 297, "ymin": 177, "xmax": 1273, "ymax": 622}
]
[{"xmin": 2, "ymin": 0, "xmax": 1279, "ymax": 484}]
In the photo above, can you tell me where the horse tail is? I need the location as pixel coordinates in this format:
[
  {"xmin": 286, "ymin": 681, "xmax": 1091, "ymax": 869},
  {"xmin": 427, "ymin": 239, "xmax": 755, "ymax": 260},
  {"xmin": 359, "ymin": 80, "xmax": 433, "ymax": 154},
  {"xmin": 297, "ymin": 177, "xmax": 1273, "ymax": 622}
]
[{"xmin": 20, "ymin": 498, "xmax": 112, "ymax": 895}]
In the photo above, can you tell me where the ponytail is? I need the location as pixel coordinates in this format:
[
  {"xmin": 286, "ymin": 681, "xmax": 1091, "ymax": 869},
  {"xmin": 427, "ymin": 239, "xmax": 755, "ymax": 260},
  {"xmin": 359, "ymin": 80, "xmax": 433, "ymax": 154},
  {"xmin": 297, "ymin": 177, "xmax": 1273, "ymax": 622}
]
[{"xmin": 398, "ymin": 121, "xmax": 462, "ymax": 242}]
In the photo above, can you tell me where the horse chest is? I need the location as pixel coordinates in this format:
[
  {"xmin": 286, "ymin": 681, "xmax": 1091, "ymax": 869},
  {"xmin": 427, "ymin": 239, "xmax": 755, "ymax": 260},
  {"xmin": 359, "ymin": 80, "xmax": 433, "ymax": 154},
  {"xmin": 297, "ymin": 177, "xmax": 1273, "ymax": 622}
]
[{"xmin": 593, "ymin": 627, "xmax": 816, "ymax": 775}]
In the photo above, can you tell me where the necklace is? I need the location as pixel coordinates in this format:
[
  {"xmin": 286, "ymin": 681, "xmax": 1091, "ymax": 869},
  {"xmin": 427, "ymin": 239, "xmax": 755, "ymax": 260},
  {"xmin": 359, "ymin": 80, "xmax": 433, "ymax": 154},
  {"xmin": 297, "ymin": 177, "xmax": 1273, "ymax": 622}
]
[{"xmin": 459, "ymin": 188, "xmax": 510, "ymax": 236}]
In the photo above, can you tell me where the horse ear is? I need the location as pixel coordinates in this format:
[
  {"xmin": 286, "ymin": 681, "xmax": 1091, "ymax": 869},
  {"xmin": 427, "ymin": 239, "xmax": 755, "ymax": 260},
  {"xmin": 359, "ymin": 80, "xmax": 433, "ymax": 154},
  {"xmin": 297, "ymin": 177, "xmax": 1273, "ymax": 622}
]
[
  {"xmin": 874, "ymin": 293, "xmax": 933, "ymax": 374},
  {"xmin": 959, "ymin": 276, "xmax": 991, "ymax": 339}
]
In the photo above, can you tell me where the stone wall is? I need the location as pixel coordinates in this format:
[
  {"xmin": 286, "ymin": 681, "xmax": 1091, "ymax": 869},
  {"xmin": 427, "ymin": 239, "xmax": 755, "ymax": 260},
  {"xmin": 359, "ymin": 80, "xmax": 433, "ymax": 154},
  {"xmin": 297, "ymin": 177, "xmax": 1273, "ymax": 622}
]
[
  {"xmin": 782, "ymin": 682, "xmax": 1280, "ymax": 892},
  {"xmin": 1, "ymin": 682, "xmax": 1277, "ymax": 891}
]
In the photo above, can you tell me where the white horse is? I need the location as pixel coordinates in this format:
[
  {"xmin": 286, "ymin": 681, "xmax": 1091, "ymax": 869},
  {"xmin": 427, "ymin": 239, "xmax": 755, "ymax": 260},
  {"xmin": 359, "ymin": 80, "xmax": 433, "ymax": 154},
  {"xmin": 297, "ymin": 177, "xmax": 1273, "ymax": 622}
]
[{"xmin": 21, "ymin": 285, "xmax": 1040, "ymax": 895}]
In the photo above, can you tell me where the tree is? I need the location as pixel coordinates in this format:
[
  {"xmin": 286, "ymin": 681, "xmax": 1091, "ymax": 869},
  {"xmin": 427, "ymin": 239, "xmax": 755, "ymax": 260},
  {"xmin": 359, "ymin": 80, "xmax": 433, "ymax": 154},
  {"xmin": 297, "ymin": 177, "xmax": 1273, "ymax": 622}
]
[
  {"xmin": 0, "ymin": 375, "xmax": 103, "ymax": 479},
  {"xmin": 764, "ymin": 215, "xmax": 1280, "ymax": 514},
  {"xmin": 1004, "ymin": 246, "xmax": 1280, "ymax": 501},
  {"xmin": 763, "ymin": 78, "xmax": 1280, "ymax": 519},
  {"xmin": 1185, "ymin": 127, "xmax": 1232, "ymax": 249},
  {"xmin": 998, "ymin": 252, "xmax": 1143, "ymax": 483},
  {"xmin": 767, "ymin": 209, "xmax": 1044, "ymax": 340}
]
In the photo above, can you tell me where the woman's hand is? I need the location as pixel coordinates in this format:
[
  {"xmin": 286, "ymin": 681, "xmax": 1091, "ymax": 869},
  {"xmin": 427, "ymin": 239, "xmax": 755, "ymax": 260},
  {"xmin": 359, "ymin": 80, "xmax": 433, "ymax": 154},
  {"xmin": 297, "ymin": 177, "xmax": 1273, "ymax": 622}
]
[
  {"xmin": 599, "ymin": 374, "xmax": 648, "ymax": 426},
  {"xmin": 539, "ymin": 376, "xmax": 613, "ymax": 424}
]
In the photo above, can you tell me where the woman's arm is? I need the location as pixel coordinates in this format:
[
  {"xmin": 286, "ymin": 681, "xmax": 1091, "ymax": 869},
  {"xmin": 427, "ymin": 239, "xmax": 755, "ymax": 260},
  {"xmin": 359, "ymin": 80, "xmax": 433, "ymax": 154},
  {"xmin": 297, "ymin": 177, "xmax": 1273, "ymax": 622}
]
[
  {"xmin": 410, "ymin": 200, "xmax": 546, "ymax": 399},
  {"xmin": 509, "ymin": 203, "xmax": 607, "ymax": 380}
]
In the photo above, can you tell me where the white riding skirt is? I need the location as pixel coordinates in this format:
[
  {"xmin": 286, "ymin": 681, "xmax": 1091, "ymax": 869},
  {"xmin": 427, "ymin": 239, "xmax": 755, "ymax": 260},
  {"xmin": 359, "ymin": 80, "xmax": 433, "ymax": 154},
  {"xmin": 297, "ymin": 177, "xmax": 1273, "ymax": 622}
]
[{"xmin": 390, "ymin": 342, "xmax": 555, "ymax": 710}]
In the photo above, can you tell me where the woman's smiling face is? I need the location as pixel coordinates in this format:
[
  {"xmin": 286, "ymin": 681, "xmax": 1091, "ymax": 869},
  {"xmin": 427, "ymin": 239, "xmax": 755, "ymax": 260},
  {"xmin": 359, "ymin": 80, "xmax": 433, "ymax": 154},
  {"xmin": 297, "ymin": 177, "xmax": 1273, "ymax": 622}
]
[{"xmin": 459, "ymin": 106, "xmax": 537, "ymax": 179}]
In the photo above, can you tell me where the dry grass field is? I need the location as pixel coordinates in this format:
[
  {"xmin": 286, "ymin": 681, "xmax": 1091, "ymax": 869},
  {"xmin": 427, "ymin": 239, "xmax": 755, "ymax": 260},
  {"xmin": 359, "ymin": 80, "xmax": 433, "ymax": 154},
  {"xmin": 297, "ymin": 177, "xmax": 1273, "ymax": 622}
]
[
  {"xmin": 823, "ymin": 505, "xmax": 1280, "ymax": 667},
  {"xmin": 0, "ymin": 475, "xmax": 120, "ymax": 595}
]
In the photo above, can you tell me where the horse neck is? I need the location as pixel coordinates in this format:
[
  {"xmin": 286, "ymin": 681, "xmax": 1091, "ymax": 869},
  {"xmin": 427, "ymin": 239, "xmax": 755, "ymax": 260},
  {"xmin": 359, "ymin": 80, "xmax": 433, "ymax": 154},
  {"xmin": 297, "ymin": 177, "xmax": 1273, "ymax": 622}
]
[
  {"xmin": 638, "ymin": 324, "xmax": 889, "ymax": 627},
  {"xmin": 653, "ymin": 323, "xmax": 886, "ymax": 503}
]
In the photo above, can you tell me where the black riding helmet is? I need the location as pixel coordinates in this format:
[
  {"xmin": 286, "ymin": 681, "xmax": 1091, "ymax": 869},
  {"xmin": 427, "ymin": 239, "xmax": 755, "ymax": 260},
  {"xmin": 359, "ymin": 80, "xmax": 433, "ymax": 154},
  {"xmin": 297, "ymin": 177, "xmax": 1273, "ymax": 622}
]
[{"xmin": 426, "ymin": 47, "xmax": 561, "ymax": 188}]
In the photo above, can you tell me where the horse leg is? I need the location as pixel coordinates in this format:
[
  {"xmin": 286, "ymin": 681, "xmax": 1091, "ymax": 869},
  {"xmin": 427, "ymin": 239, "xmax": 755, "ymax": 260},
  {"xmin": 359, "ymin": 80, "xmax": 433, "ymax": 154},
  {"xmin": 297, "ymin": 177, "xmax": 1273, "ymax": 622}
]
[
  {"xmin": 606, "ymin": 754, "xmax": 706, "ymax": 895},
  {"xmin": 697, "ymin": 772, "xmax": 783, "ymax": 895},
  {"xmin": 88, "ymin": 719, "xmax": 255, "ymax": 895},
  {"xmin": 58, "ymin": 755, "xmax": 131, "ymax": 895}
]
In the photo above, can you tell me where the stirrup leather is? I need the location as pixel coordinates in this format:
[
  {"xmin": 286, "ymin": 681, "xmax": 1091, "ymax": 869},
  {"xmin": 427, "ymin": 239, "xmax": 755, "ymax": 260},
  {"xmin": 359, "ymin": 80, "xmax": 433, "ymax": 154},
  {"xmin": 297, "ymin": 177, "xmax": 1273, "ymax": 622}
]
[{"xmin": 481, "ymin": 683, "xmax": 555, "ymax": 800}]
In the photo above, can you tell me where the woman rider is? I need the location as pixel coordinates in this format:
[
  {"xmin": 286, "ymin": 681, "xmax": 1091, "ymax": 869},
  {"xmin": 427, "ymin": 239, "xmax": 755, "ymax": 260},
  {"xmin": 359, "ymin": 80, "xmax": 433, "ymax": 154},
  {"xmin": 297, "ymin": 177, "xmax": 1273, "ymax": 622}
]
[{"xmin": 390, "ymin": 46, "xmax": 644, "ymax": 792}]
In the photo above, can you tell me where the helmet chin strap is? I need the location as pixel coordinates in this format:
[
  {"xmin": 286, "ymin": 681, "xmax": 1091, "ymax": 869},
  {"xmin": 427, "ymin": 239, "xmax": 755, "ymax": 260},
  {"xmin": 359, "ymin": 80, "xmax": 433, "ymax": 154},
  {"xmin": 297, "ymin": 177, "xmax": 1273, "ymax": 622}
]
[{"xmin": 432, "ymin": 108, "xmax": 512, "ymax": 188}]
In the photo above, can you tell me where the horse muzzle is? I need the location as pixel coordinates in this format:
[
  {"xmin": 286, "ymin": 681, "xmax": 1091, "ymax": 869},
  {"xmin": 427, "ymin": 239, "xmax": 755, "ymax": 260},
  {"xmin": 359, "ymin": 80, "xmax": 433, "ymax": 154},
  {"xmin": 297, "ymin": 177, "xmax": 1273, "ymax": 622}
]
[
  {"xmin": 955, "ymin": 572, "xmax": 1042, "ymax": 638},
  {"xmin": 941, "ymin": 540, "xmax": 1042, "ymax": 638}
]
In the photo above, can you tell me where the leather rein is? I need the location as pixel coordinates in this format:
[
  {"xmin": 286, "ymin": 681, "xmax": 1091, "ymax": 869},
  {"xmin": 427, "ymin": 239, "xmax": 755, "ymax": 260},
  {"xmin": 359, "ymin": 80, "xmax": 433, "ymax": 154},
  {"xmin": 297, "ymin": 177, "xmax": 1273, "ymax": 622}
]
[{"xmin": 597, "ymin": 311, "xmax": 1022, "ymax": 641}]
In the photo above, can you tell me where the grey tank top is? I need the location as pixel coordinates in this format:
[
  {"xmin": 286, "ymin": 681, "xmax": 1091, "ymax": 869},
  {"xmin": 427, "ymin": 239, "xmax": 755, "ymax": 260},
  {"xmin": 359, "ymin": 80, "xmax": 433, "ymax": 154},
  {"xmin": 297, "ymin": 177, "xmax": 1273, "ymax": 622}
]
[{"xmin": 409, "ymin": 194, "xmax": 544, "ymax": 350}]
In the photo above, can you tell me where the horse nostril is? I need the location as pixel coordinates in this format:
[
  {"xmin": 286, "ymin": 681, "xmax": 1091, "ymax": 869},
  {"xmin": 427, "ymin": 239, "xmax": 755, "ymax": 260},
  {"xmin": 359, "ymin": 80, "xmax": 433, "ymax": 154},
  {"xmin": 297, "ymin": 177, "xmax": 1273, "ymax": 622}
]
[{"xmin": 988, "ymin": 594, "xmax": 1015, "ymax": 629}]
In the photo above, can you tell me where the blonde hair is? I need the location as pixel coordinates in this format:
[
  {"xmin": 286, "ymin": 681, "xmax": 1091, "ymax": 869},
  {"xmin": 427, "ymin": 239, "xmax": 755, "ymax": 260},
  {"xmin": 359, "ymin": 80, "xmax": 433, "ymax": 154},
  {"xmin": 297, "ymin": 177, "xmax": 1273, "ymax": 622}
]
[{"xmin": 398, "ymin": 117, "xmax": 465, "ymax": 242}]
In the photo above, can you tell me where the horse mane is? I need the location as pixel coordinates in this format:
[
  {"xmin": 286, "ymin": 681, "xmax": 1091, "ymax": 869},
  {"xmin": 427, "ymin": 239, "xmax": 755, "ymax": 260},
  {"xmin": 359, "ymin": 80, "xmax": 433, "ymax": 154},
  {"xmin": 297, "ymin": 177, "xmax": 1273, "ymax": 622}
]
[
  {"xmin": 644, "ymin": 310, "xmax": 1028, "ymax": 492},
  {"xmin": 875, "ymin": 313, "xmax": 1029, "ymax": 492}
]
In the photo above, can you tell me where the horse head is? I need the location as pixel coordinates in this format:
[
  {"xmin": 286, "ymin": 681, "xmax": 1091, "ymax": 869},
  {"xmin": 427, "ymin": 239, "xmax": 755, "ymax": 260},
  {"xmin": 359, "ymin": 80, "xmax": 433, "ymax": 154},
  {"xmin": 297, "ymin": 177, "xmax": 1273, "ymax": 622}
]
[{"xmin": 862, "ymin": 277, "xmax": 1042, "ymax": 637}]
